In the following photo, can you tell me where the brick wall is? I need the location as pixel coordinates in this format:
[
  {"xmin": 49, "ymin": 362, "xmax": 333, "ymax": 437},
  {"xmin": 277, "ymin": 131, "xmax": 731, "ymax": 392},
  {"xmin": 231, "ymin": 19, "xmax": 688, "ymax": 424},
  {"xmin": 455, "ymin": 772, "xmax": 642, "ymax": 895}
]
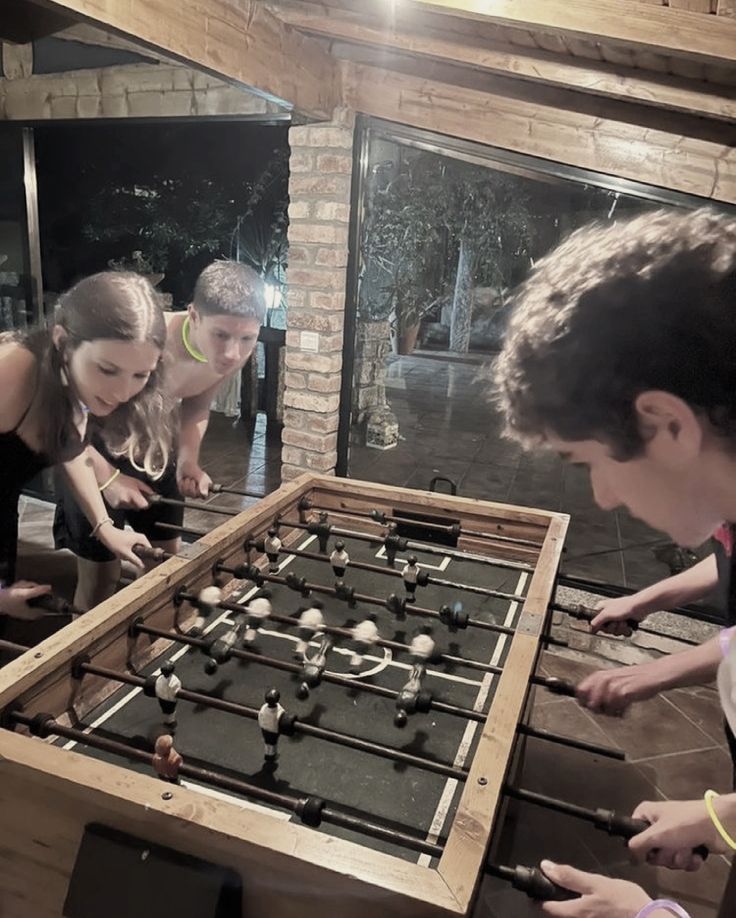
[{"xmin": 281, "ymin": 109, "xmax": 355, "ymax": 481}]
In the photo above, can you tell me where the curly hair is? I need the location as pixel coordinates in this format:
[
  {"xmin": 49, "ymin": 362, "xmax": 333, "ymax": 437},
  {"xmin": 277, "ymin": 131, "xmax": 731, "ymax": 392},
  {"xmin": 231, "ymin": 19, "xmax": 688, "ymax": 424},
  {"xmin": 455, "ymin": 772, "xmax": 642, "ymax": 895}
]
[
  {"xmin": 494, "ymin": 208, "xmax": 736, "ymax": 459},
  {"xmin": 193, "ymin": 260, "xmax": 266, "ymax": 323},
  {"xmin": 21, "ymin": 271, "xmax": 174, "ymax": 477}
]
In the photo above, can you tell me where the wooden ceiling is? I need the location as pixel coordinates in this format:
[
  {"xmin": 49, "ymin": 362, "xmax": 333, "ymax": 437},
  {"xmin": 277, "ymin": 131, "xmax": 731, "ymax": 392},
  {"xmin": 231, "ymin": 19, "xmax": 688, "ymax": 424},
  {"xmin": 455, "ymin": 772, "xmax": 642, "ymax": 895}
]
[{"xmin": 267, "ymin": 0, "xmax": 736, "ymax": 121}]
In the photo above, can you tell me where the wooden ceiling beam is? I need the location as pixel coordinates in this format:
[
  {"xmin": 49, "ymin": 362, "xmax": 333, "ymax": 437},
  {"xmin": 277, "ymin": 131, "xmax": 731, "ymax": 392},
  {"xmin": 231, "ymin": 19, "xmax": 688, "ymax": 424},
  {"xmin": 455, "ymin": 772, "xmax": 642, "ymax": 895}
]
[
  {"xmin": 274, "ymin": 3, "xmax": 736, "ymax": 121},
  {"xmin": 403, "ymin": 0, "xmax": 736, "ymax": 68},
  {"xmin": 31, "ymin": 0, "xmax": 340, "ymax": 118},
  {"xmin": 342, "ymin": 59, "xmax": 736, "ymax": 204}
]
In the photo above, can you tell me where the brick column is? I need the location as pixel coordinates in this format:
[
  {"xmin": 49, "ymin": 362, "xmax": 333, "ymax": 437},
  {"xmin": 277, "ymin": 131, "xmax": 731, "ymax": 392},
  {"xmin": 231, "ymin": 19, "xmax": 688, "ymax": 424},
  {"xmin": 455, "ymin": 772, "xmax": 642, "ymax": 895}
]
[{"xmin": 281, "ymin": 108, "xmax": 354, "ymax": 481}]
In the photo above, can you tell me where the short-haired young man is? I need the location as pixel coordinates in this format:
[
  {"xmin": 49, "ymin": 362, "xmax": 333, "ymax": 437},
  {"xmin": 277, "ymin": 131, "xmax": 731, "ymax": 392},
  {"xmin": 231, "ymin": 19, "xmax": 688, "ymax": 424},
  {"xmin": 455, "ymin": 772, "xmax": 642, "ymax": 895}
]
[
  {"xmin": 55, "ymin": 260, "xmax": 266, "ymax": 609},
  {"xmin": 495, "ymin": 209, "xmax": 736, "ymax": 917}
]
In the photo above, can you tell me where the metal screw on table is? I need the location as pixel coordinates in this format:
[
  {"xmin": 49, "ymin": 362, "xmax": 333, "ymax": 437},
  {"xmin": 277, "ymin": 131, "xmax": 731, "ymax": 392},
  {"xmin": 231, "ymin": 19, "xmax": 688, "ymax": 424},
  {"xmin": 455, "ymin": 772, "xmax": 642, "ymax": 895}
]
[{"xmin": 161, "ymin": 791, "xmax": 173, "ymax": 800}]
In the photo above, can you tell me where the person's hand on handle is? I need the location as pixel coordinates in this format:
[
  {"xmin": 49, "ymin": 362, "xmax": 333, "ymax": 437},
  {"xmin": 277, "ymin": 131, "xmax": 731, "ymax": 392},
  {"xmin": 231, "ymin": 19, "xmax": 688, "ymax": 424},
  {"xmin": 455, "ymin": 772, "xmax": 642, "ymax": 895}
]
[
  {"xmin": 630, "ymin": 798, "xmax": 729, "ymax": 869},
  {"xmin": 538, "ymin": 862, "xmax": 666, "ymax": 918},
  {"xmin": 96, "ymin": 521, "xmax": 150, "ymax": 570},
  {"xmin": 590, "ymin": 595, "xmax": 649, "ymax": 636},
  {"xmin": 0, "ymin": 581, "xmax": 53, "ymax": 620},
  {"xmin": 177, "ymin": 460, "xmax": 212, "ymax": 499},
  {"xmin": 576, "ymin": 662, "xmax": 664, "ymax": 716}
]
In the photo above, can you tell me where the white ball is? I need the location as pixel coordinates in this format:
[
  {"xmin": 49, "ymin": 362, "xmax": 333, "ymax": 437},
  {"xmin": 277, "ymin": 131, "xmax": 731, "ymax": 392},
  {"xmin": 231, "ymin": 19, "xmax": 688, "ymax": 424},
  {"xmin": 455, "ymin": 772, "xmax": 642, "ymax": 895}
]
[{"xmin": 198, "ymin": 586, "xmax": 223, "ymax": 606}]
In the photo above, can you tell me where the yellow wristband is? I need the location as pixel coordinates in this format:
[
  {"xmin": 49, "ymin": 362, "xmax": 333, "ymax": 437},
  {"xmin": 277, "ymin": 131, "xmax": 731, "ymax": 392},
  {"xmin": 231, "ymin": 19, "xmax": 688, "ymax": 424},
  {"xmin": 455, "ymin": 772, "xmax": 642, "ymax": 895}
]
[
  {"xmin": 99, "ymin": 468, "xmax": 121, "ymax": 493},
  {"xmin": 704, "ymin": 790, "xmax": 736, "ymax": 851}
]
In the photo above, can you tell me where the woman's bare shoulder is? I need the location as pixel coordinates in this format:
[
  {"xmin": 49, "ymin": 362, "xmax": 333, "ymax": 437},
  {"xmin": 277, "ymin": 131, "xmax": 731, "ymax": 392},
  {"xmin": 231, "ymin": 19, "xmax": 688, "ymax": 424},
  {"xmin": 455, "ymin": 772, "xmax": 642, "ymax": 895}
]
[{"xmin": 0, "ymin": 342, "xmax": 37, "ymax": 429}]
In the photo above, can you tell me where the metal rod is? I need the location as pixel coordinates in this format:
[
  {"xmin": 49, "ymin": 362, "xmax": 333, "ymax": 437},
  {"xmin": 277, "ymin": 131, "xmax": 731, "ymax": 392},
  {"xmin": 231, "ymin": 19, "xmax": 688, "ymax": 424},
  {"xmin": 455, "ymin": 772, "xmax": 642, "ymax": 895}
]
[
  {"xmin": 135, "ymin": 619, "xmax": 482, "ymax": 723},
  {"xmin": 0, "ymin": 638, "xmax": 28, "ymax": 658},
  {"xmin": 134, "ymin": 621, "xmax": 615, "ymax": 758},
  {"xmin": 553, "ymin": 601, "xmax": 701, "ymax": 647},
  {"xmin": 80, "ymin": 654, "xmax": 467, "ymax": 782},
  {"xmin": 148, "ymin": 495, "xmax": 239, "ymax": 517},
  {"xmin": 10, "ymin": 710, "xmax": 437, "ymax": 855},
  {"xmin": 266, "ymin": 544, "xmax": 530, "ymax": 606},
  {"xmin": 517, "ymin": 723, "xmax": 625, "ymax": 761},
  {"xmin": 556, "ymin": 574, "xmax": 724, "ymax": 627},
  {"xmin": 211, "ymin": 483, "xmax": 265, "ymax": 500},
  {"xmin": 281, "ymin": 518, "xmax": 535, "ymax": 573},
  {"xmin": 300, "ymin": 499, "xmax": 540, "ymax": 549},
  {"xmin": 234, "ymin": 565, "xmax": 520, "ymax": 639}
]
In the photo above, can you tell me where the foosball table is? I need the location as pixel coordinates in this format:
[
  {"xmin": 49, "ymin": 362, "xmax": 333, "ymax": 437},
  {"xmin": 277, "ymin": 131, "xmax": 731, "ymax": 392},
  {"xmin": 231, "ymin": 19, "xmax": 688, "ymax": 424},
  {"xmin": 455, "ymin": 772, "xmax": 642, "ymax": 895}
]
[{"xmin": 0, "ymin": 474, "xmax": 643, "ymax": 918}]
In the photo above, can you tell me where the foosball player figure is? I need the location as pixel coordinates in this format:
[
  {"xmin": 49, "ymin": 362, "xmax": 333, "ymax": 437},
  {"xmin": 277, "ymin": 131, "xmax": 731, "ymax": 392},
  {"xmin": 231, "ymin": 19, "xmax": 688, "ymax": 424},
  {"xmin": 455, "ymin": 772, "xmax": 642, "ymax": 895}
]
[
  {"xmin": 152, "ymin": 734, "xmax": 183, "ymax": 783},
  {"xmin": 402, "ymin": 555, "xmax": 419, "ymax": 602},
  {"xmin": 294, "ymin": 600, "xmax": 325, "ymax": 657},
  {"xmin": 243, "ymin": 591, "xmax": 273, "ymax": 645},
  {"xmin": 190, "ymin": 585, "xmax": 223, "ymax": 636},
  {"xmin": 204, "ymin": 616, "xmax": 247, "ymax": 675},
  {"xmin": 155, "ymin": 661, "xmax": 182, "ymax": 729},
  {"xmin": 394, "ymin": 662, "xmax": 428, "ymax": 728},
  {"xmin": 258, "ymin": 688, "xmax": 286, "ymax": 765},
  {"xmin": 264, "ymin": 527, "xmax": 283, "ymax": 573},
  {"xmin": 409, "ymin": 624, "xmax": 436, "ymax": 663},
  {"xmin": 329, "ymin": 540, "xmax": 349, "ymax": 578},
  {"xmin": 350, "ymin": 612, "xmax": 379, "ymax": 673},
  {"xmin": 297, "ymin": 633, "xmax": 333, "ymax": 700}
]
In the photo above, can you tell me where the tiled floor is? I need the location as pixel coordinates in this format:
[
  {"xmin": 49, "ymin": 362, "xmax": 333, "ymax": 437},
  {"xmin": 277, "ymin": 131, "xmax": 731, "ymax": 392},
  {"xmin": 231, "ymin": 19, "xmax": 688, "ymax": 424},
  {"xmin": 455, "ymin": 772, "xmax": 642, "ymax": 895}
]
[{"xmin": 11, "ymin": 370, "xmax": 735, "ymax": 916}]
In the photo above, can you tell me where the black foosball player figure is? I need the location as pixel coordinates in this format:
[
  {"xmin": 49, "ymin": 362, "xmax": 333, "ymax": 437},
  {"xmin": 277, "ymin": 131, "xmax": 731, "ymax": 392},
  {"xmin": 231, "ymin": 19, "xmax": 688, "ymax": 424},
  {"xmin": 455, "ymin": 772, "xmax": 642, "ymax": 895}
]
[
  {"xmin": 204, "ymin": 616, "xmax": 247, "ymax": 675},
  {"xmin": 402, "ymin": 555, "xmax": 419, "ymax": 603},
  {"xmin": 258, "ymin": 688, "xmax": 286, "ymax": 765},
  {"xmin": 294, "ymin": 600, "xmax": 325, "ymax": 657},
  {"xmin": 152, "ymin": 734, "xmax": 183, "ymax": 784},
  {"xmin": 394, "ymin": 662, "xmax": 427, "ymax": 727},
  {"xmin": 329, "ymin": 540, "xmax": 349, "ymax": 578},
  {"xmin": 155, "ymin": 661, "xmax": 182, "ymax": 729},
  {"xmin": 243, "ymin": 592, "xmax": 273, "ymax": 645},
  {"xmin": 297, "ymin": 633, "xmax": 333, "ymax": 699},
  {"xmin": 350, "ymin": 612, "xmax": 379, "ymax": 672},
  {"xmin": 190, "ymin": 585, "xmax": 223, "ymax": 636},
  {"xmin": 264, "ymin": 527, "xmax": 283, "ymax": 573},
  {"xmin": 409, "ymin": 624, "xmax": 436, "ymax": 663}
]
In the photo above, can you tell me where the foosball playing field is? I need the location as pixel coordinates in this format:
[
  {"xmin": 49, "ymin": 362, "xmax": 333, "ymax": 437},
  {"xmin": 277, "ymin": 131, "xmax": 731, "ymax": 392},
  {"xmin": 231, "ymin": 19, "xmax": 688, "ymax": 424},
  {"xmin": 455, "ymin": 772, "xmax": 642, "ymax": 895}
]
[{"xmin": 0, "ymin": 474, "xmax": 653, "ymax": 918}]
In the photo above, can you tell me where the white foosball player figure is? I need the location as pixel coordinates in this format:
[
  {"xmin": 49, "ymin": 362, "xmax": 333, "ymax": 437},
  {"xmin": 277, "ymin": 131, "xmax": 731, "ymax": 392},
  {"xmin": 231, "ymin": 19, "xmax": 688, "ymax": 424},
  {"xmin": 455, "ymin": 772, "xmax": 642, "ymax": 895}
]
[
  {"xmin": 264, "ymin": 527, "xmax": 283, "ymax": 572},
  {"xmin": 243, "ymin": 593, "xmax": 273, "ymax": 645},
  {"xmin": 258, "ymin": 688, "xmax": 286, "ymax": 763},
  {"xmin": 191, "ymin": 585, "xmax": 223, "ymax": 635},
  {"xmin": 155, "ymin": 661, "xmax": 182, "ymax": 728},
  {"xmin": 330, "ymin": 540, "xmax": 350, "ymax": 578},
  {"xmin": 295, "ymin": 600, "xmax": 325, "ymax": 657},
  {"xmin": 350, "ymin": 612, "xmax": 379, "ymax": 672},
  {"xmin": 409, "ymin": 624, "xmax": 435, "ymax": 663},
  {"xmin": 402, "ymin": 556, "xmax": 419, "ymax": 602}
]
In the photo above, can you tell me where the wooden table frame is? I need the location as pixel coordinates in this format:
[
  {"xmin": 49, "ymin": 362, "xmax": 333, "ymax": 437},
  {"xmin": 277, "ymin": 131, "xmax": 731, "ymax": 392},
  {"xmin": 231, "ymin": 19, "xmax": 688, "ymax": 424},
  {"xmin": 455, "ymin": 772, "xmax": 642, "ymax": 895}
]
[{"xmin": 0, "ymin": 474, "xmax": 568, "ymax": 918}]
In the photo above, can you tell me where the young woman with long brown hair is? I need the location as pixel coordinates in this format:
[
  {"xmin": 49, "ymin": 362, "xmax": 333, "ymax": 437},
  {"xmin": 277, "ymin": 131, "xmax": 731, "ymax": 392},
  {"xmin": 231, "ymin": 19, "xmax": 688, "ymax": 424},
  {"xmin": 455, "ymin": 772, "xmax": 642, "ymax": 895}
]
[{"xmin": 0, "ymin": 271, "xmax": 173, "ymax": 619}]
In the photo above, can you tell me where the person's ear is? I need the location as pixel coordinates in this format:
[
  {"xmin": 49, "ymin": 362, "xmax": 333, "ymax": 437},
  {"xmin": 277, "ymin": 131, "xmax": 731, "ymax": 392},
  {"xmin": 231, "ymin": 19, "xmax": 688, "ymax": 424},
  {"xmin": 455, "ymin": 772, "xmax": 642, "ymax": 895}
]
[
  {"xmin": 187, "ymin": 304, "xmax": 200, "ymax": 326},
  {"xmin": 633, "ymin": 390, "xmax": 702, "ymax": 465},
  {"xmin": 51, "ymin": 325, "xmax": 67, "ymax": 351}
]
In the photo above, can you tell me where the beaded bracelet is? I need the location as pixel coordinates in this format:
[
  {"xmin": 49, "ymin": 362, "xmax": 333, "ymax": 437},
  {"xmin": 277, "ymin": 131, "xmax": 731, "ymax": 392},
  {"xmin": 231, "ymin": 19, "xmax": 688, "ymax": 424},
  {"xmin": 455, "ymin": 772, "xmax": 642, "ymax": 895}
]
[
  {"xmin": 705, "ymin": 789, "xmax": 736, "ymax": 851},
  {"xmin": 635, "ymin": 900, "xmax": 691, "ymax": 918},
  {"xmin": 99, "ymin": 468, "xmax": 121, "ymax": 493}
]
